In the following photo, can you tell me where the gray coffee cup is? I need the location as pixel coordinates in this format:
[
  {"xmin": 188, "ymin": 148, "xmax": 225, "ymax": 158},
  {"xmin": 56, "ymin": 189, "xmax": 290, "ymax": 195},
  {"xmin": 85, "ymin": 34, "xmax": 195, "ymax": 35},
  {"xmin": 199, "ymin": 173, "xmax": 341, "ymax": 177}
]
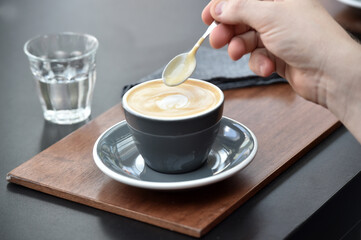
[{"xmin": 122, "ymin": 79, "xmax": 224, "ymax": 173}]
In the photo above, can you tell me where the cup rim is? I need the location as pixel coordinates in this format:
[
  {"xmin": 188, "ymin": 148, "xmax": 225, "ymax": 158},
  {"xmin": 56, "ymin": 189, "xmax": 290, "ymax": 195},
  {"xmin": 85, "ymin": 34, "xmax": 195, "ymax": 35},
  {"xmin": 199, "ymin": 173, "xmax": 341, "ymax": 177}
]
[
  {"xmin": 122, "ymin": 78, "xmax": 224, "ymax": 121},
  {"xmin": 23, "ymin": 32, "xmax": 99, "ymax": 62}
]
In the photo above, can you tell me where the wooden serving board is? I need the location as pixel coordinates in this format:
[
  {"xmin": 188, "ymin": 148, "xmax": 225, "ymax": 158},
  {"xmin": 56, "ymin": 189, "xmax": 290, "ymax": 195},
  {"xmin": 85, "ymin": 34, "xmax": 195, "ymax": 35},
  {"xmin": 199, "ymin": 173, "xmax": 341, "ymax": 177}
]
[{"xmin": 7, "ymin": 83, "xmax": 339, "ymax": 237}]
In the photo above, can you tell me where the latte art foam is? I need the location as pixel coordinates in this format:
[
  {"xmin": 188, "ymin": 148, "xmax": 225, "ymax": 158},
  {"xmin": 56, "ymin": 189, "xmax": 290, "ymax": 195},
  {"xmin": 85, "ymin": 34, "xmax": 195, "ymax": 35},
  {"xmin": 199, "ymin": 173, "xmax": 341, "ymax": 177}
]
[
  {"xmin": 125, "ymin": 79, "xmax": 222, "ymax": 118},
  {"xmin": 156, "ymin": 94, "xmax": 189, "ymax": 110}
]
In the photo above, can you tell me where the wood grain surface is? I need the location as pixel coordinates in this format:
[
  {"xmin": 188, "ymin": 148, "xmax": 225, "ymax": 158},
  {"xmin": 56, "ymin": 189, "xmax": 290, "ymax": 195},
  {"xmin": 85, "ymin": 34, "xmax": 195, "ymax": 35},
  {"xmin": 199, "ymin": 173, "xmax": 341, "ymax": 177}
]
[{"xmin": 7, "ymin": 83, "xmax": 340, "ymax": 237}]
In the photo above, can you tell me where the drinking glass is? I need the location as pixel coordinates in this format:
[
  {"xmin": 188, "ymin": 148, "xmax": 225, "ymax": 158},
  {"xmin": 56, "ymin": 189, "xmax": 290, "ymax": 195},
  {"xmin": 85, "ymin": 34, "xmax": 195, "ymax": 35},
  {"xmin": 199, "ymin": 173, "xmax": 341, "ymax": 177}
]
[{"xmin": 24, "ymin": 32, "xmax": 98, "ymax": 124}]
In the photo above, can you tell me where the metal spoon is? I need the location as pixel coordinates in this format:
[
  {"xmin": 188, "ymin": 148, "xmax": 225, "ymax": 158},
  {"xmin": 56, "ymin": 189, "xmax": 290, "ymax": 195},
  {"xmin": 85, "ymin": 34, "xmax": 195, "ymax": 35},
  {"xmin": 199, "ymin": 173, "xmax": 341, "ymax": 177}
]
[{"xmin": 162, "ymin": 21, "xmax": 218, "ymax": 86}]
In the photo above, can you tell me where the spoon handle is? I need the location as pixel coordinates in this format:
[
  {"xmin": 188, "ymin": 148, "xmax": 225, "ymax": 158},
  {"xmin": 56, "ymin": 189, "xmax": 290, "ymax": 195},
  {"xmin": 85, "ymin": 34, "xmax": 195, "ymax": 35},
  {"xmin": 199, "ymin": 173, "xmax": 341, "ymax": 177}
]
[
  {"xmin": 202, "ymin": 21, "xmax": 218, "ymax": 39},
  {"xmin": 190, "ymin": 21, "xmax": 218, "ymax": 54}
]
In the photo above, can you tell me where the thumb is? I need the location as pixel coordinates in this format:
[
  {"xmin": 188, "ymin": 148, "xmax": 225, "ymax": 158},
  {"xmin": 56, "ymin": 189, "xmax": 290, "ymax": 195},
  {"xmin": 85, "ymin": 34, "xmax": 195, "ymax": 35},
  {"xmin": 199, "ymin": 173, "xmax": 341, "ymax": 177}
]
[{"xmin": 210, "ymin": 0, "xmax": 273, "ymax": 29}]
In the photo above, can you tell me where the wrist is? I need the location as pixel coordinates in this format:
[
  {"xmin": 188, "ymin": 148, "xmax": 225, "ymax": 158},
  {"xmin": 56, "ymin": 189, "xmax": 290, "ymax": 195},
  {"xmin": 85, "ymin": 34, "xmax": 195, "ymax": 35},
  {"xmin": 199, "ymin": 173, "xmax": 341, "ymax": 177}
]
[{"xmin": 321, "ymin": 37, "xmax": 361, "ymax": 142}]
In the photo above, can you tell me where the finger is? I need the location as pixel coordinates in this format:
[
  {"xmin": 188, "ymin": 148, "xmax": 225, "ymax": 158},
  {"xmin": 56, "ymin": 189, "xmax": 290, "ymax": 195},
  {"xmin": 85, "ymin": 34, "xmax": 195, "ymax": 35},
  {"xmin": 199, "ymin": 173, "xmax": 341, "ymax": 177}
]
[
  {"xmin": 234, "ymin": 24, "xmax": 251, "ymax": 35},
  {"xmin": 202, "ymin": 2, "xmax": 214, "ymax": 25},
  {"xmin": 228, "ymin": 30, "xmax": 259, "ymax": 60},
  {"xmin": 248, "ymin": 48, "xmax": 275, "ymax": 77},
  {"xmin": 209, "ymin": 20, "xmax": 252, "ymax": 49},
  {"xmin": 209, "ymin": 23, "xmax": 235, "ymax": 49},
  {"xmin": 210, "ymin": 0, "xmax": 274, "ymax": 28}
]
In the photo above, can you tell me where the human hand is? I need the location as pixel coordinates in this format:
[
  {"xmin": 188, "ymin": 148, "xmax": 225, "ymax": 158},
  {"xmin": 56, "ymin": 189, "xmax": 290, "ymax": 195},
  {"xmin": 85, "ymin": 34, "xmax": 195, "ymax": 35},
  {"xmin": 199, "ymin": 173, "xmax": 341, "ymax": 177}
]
[
  {"xmin": 202, "ymin": 0, "xmax": 353, "ymax": 105},
  {"xmin": 202, "ymin": 0, "xmax": 361, "ymax": 143}
]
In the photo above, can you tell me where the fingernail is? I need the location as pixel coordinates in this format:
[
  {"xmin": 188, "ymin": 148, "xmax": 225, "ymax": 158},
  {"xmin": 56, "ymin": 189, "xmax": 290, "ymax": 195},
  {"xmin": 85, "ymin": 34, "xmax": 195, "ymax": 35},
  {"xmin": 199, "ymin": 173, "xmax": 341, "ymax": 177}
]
[{"xmin": 215, "ymin": 1, "xmax": 226, "ymax": 16}]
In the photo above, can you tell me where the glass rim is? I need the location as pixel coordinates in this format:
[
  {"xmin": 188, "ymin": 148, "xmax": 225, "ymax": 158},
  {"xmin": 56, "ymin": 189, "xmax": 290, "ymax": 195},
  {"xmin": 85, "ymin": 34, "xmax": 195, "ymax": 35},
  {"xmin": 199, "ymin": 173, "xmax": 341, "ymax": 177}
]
[{"xmin": 24, "ymin": 32, "xmax": 99, "ymax": 62}]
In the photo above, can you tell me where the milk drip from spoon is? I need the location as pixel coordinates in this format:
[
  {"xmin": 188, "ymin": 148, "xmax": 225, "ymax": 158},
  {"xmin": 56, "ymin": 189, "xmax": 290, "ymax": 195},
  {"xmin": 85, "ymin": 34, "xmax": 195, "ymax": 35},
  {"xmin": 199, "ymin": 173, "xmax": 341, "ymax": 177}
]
[{"xmin": 162, "ymin": 21, "xmax": 218, "ymax": 86}]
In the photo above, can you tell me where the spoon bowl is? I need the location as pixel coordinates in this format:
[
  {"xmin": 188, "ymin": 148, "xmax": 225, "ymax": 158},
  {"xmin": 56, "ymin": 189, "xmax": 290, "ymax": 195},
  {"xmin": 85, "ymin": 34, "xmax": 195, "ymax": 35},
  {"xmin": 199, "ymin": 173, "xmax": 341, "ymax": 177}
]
[
  {"xmin": 162, "ymin": 53, "xmax": 196, "ymax": 87},
  {"xmin": 162, "ymin": 21, "xmax": 218, "ymax": 86}
]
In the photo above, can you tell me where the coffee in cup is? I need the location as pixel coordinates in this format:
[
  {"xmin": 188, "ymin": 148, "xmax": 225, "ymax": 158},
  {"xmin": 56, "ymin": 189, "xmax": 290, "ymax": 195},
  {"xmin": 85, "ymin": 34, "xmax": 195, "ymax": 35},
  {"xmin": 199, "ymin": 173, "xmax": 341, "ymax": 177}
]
[
  {"xmin": 122, "ymin": 78, "xmax": 224, "ymax": 173},
  {"xmin": 125, "ymin": 79, "xmax": 222, "ymax": 118}
]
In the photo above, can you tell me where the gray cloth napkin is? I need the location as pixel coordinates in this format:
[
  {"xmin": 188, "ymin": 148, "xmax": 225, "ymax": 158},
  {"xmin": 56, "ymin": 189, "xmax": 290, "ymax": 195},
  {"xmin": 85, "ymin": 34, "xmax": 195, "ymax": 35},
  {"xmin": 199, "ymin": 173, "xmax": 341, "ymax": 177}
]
[{"xmin": 122, "ymin": 47, "xmax": 286, "ymax": 95}]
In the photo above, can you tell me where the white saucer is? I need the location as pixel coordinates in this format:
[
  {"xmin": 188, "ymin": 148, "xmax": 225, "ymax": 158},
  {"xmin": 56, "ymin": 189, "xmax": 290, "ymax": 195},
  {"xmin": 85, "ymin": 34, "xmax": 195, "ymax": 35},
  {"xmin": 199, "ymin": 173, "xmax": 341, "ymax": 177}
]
[
  {"xmin": 337, "ymin": 0, "xmax": 361, "ymax": 8},
  {"xmin": 93, "ymin": 117, "xmax": 257, "ymax": 190}
]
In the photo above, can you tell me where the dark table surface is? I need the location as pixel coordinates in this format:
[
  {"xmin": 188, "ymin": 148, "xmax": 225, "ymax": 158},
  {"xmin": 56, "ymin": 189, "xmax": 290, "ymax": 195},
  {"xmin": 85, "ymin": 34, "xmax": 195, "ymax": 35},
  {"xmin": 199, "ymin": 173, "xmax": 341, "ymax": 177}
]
[{"xmin": 1, "ymin": 1, "xmax": 361, "ymax": 239}]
